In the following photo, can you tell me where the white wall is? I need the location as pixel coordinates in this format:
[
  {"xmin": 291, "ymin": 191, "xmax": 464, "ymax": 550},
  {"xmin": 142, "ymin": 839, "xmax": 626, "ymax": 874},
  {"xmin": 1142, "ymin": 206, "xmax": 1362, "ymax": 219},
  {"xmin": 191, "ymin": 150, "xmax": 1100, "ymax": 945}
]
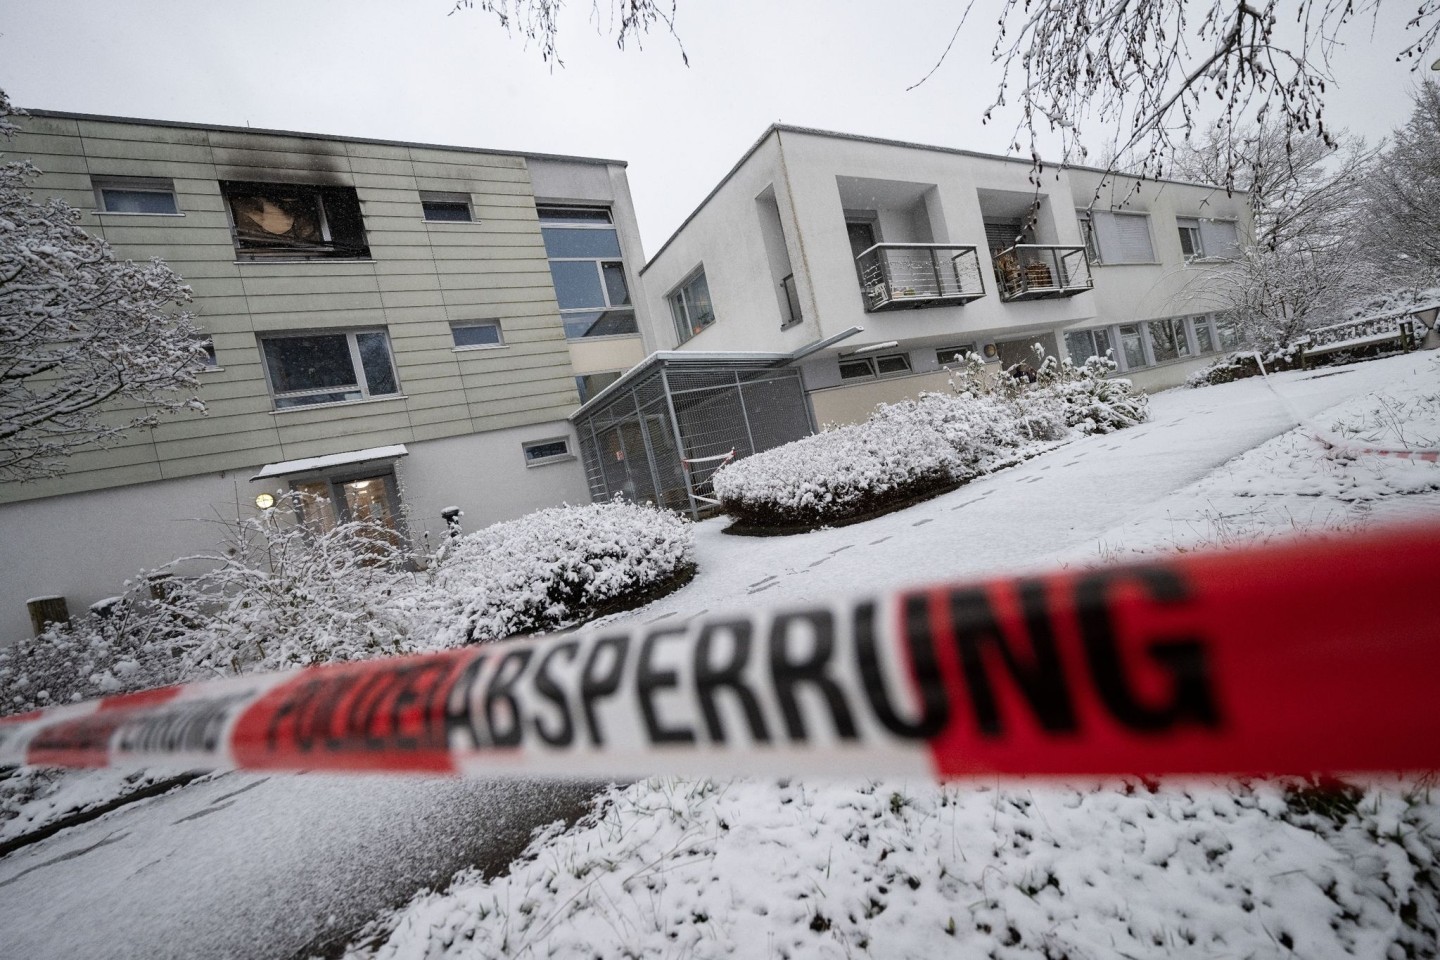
[{"xmin": 0, "ymin": 423, "xmax": 589, "ymax": 646}]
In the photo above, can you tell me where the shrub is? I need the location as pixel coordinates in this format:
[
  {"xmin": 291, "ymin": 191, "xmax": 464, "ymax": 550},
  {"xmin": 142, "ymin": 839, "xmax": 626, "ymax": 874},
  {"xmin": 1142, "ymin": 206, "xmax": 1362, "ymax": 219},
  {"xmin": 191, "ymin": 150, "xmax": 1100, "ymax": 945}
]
[
  {"xmin": 424, "ymin": 501, "xmax": 695, "ymax": 644},
  {"xmin": 1186, "ymin": 349, "xmax": 1301, "ymax": 388},
  {"xmin": 715, "ymin": 348, "xmax": 1149, "ymax": 530},
  {"xmin": 712, "ymin": 420, "xmax": 961, "ymax": 528}
]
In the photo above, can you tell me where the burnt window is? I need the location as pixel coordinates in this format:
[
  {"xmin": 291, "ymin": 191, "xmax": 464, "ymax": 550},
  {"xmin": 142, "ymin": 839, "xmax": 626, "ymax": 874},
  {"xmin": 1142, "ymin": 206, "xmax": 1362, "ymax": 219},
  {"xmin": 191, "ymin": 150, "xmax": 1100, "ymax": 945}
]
[{"xmin": 221, "ymin": 181, "xmax": 369, "ymax": 260}]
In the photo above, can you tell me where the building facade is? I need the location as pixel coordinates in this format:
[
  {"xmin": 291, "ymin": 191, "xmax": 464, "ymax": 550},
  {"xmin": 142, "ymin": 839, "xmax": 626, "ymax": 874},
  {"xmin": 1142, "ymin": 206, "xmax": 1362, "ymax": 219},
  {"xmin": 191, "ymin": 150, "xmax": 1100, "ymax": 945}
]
[
  {"xmin": 0, "ymin": 112, "xmax": 653, "ymax": 643},
  {"xmin": 637, "ymin": 125, "xmax": 1251, "ymax": 426}
]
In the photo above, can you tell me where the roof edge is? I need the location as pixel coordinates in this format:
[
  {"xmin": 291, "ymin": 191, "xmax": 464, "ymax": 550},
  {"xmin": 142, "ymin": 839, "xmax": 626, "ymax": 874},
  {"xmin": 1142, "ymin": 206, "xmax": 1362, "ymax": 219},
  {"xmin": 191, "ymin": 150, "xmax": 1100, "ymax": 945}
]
[{"xmin": 20, "ymin": 108, "xmax": 628, "ymax": 168}]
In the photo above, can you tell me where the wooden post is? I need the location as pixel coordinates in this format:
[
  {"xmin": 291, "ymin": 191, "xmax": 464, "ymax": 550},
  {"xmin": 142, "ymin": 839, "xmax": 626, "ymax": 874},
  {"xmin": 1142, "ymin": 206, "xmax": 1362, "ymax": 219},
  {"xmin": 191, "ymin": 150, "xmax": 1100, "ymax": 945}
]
[{"xmin": 27, "ymin": 595, "xmax": 69, "ymax": 635}]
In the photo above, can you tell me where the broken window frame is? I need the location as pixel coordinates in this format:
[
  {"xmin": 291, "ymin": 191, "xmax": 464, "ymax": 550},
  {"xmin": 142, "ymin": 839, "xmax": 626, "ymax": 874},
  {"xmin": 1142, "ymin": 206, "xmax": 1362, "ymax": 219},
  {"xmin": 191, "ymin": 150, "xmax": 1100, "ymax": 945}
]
[{"xmin": 221, "ymin": 180, "xmax": 370, "ymax": 261}]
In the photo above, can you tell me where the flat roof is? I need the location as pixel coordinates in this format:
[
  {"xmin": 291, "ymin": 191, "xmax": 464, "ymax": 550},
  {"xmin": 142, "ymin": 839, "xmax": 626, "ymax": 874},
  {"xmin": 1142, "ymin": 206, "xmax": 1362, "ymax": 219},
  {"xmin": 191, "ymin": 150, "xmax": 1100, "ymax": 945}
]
[
  {"xmin": 22, "ymin": 109, "xmax": 628, "ymax": 168},
  {"xmin": 641, "ymin": 122, "xmax": 1246, "ymax": 273}
]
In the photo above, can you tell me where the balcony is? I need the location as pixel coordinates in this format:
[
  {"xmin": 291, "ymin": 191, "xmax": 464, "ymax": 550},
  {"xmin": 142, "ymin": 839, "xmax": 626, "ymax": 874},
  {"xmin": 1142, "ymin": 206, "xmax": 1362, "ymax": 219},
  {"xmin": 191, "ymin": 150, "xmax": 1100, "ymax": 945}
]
[
  {"xmin": 994, "ymin": 245, "xmax": 1093, "ymax": 301},
  {"xmin": 856, "ymin": 244, "xmax": 986, "ymax": 313}
]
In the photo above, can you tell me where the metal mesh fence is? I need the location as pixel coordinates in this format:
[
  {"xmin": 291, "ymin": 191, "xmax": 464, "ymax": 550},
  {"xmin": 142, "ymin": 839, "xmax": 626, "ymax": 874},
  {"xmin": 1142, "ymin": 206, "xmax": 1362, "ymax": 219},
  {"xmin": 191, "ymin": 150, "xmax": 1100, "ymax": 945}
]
[{"xmin": 574, "ymin": 363, "xmax": 811, "ymax": 518}]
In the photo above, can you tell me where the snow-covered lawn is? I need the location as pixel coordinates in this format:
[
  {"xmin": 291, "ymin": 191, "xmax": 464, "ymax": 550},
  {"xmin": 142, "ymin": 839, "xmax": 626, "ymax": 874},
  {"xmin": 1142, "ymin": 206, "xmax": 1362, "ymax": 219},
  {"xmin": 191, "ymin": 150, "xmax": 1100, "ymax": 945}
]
[{"xmin": 343, "ymin": 353, "xmax": 1440, "ymax": 959}]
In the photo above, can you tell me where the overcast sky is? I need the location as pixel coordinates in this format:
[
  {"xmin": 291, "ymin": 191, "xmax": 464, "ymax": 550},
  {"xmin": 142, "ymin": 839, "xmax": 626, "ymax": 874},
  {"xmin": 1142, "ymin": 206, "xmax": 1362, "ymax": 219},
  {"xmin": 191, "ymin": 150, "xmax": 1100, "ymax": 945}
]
[{"xmin": 0, "ymin": 0, "xmax": 1430, "ymax": 253}]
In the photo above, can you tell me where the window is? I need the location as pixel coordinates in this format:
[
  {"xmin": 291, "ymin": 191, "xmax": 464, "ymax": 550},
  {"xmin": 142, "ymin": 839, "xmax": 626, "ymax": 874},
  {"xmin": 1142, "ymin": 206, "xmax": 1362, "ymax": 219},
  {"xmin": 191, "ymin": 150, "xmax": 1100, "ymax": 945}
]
[
  {"xmin": 1080, "ymin": 211, "xmax": 1155, "ymax": 264},
  {"xmin": 523, "ymin": 437, "xmax": 573, "ymax": 466},
  {"xmin": 1064, "ymin": 329, "xmax": 1112, "ymax": 366},
  {"xmin": 1118, "ymin": 324, "xmax": 1146, "ymax": 370},
  {"xmin": 93, "ymin": 176, "xmax": 179, "ymax": 215},
  {"xmin": 838, "ymin": 358, "xmax": 876, "ymax": 380},
  {"xmin": 875, "ymin": 354, "xmax": 912, "ymax": 376},
  {"xmin": 575, "ymin": 370, "xmax": 622, "ymax": 404},
  {"xmin": 668, "ymin": 267, "xmax": 715, "ymax": 345},
  {"xmin": 1145, "ymin": 318, "xmax": 1192, "ymax": 363},
  {"xmin": 197, "ymin": 337, "xmax": 219, "ymax": 368},
  {"xmin": 1177, "ymin": 217, "xmax": 1204, "ymax": 259},
  {"xmin": 451, "ymin": 321, "xmax": 503, "ymax": 349},
  {"xmin": 537, "ymin": 205, "xmax": 639, "ymax": 339},
  {"xmin": 935, "ymin": 343, "xmax": 978, "ymax": 367},
  {"xmin": 291, "ymin": 472, "xmax": 403, "ymax": 548},
  {"xmin": 421, "ymin": 191, "xmax": 473, "ymax": 222},
  {"xmin": 1194, "ymin": 315, "xmax": 1216, "ymax": 354},
  {"xmin": 1076, "ymin": 211, "xmax": 1101, "ymax": 264},
  {"xmin": 780, "ymin": 274, "xmax": 802, "ymax": 329},
  {"xmin": 221, "ymin": 181, "xmax": 369, "ymax": 260},
  {"xmin": 260, "ymin": 329, "xmax": 400, "ymax": 409}
]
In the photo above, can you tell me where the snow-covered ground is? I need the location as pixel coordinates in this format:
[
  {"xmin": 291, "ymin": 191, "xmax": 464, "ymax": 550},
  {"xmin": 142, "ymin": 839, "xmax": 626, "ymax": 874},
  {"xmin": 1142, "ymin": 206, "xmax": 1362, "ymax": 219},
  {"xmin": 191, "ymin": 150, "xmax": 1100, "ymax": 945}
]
[
  {"xmin": 1, "ymin": 352, "xmax": 1437, "ymax": 959},
  {"xmin": 342, "ymin": 352, "xmax": 1440, "ymax": 959}
]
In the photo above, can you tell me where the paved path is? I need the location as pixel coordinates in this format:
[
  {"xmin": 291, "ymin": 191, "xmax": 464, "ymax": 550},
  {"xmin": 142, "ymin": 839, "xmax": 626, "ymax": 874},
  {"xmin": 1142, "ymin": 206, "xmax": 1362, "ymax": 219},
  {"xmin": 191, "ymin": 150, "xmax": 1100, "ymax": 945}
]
[{"xmin": 0, "ymin": 354, "xmax": 1418, "ymax": 960}]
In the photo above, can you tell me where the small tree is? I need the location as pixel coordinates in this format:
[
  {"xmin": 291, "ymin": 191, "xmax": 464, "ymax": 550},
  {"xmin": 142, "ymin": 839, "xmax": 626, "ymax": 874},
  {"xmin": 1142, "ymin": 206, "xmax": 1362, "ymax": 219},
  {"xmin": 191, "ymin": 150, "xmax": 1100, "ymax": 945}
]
[
  {"xmin": 1362, "ymin": 80, "xmax": 1440, "ymax": 284},
  {"xmin": 0, "ymin": 90, "xmax": 207, "ymax": 482}
]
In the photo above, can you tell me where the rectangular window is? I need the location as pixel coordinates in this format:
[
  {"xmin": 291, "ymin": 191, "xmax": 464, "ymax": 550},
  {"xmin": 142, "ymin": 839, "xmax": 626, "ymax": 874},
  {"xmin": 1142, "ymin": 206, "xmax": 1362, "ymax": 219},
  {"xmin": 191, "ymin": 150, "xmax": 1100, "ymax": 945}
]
[
  {"xmin": 93, "ymin": 176, "xmax": 179, "ymax": 215},
  {"xmin": 575, "ymin": 370, "xmax": 622, "ymax": 404},
  {"xmin": 420, "ymin": 191, "xmax": 473, "ymax": 222},
  {"xmin": 1177, "ymin": 217, "xmax": 1204, "ymax": 259},
  {"xmin": 668, "ymin": 267, "xmax": 716, "ymax": 345},
  {"xmin": 1064, "ymin": 329, "xmax": 1112, "ymax": 366},
  {"xmin": 838, "ymin": 358, "xmax": 875, "ymax": 380},
  {"xmin": 780, "ymin": 273, "xmax": 802, "ymax": 329},
  {"xmin": 537, "ymin": 204, "xmax": 639, "ymax": 340},
  {"xmin": 451, "ymin": 321, "xmax": 503, "ymax": 349},
  {"xmin": 260, "ymin": 329, "xmax": 400, "ymax": 409},
  {"xmin": 1076, "ymin": 211, "xmax": 1101, "ymax": 264},
  {"xmin": 875, "ymin": 354, "xmax": 912, "ymax": 376},
  {"xmin": 221, "ymin": 181, "xmax": 369, "ymax": 260},
  {"xmin": 935, "ymin": 343, "xmax": 978, "ymax": 367},
  {"xmin": 523, "ymin": 437, "xmax": 572, "ymax": 466},
  {"xmin": 1198, "ymin": 219, "xmax": 1241, "ymax": 259},
  {"xmin": 1111, "ymin": 212, "xmax": 1156, "ymax": 262},
  {"xmin": 1194, "ymin": 316, "xmax": 1216, "ymax": 354},
  {"xmin": 1214, "ymin": 314, "xmax": 1243, "ymax": 349},
  {"xmin": 1145, "ymin": 318, "xmax": 1191, "ymax": 363},
  {"xmin": 197, "ymin": 337, "xmax": 219, "ymax": 368},
  {"xmin": 1118, "ymin": 324, "xmax": 1146, "ymax": 369},
  {"xmin": 291, "ymin": 472, "xmax": 404, "ymax": 548}
]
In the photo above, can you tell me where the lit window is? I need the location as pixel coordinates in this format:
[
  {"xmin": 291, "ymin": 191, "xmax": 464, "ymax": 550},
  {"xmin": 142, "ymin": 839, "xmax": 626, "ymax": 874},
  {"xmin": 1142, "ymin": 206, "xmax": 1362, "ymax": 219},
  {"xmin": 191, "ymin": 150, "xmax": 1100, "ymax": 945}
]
[
  {"xmin": 93, "ymin": 176, "xmax": 179, "ymax": 215},
  {"xmin": 523, "ymin": 437, "xmax": 572, "ymax": 466},
  {"xmin": 537, "ymin": 205, "xmax": 638, "ymax": 339},
  {"xmin": 260, "ymin": 330, "xmax": 399, "ymax": 409},
  {"xmin": 1177, "ymin": 217, "xmax": 1204, "ymax": 259},
  {"xmin": 668, "ymin": 267, "xmax": 715, "ymax": 345},
  {"xmin": 421, "ymin": 191, "xmax": 473, "ymax": 222},
  {"xmin": 875, "ymin": 354, "xmax": 912, "ymax": 376},
  {"xmin": 451, "ymin": 322, "xmax": 503, "ymax": 349},
  {"xmin": 221, "ymin": 181, "xmax": 369, "ymax": 260}
]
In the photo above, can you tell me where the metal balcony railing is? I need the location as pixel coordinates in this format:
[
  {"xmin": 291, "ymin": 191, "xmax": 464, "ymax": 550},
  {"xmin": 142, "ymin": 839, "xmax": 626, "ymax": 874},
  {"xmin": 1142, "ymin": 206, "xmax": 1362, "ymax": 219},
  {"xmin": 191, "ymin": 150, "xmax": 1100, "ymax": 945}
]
[
  {"xmin": 855, "ymin": 243, "xmax": 986, "ymax": 312},
  {"xmin": 994, "ymin": 245, "xmax": 1093, "ymax": 301}
]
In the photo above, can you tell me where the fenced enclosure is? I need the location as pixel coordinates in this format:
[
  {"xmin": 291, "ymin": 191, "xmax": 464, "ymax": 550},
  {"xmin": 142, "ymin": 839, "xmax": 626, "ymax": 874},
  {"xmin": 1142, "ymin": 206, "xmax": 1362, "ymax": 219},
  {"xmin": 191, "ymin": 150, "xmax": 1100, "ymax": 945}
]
[{"xmin": 572, "ymin": 359, "xmax": 814, "ymax": 518}]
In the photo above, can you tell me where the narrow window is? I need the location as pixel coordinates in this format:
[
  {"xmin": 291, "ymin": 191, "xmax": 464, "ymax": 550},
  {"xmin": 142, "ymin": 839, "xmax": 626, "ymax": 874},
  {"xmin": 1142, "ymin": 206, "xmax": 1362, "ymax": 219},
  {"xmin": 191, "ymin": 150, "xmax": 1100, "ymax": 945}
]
[
  {"xmin": 838, "ymin": 358, "xmax": 875, "ymax": 380},
  {"xmin": 1118, "ymin": 324, "xmax": 1146, "ymax": 369},
  {"xmin": 420, "ymin": 191, "xmax": 473, "ymax": 222},
  {"xmin": 93, "ymin": 176, "xmax": 179, "ymax": 215},
  {"xmin": 1177, "ymin": 218, "xmax": 1204, "ymax": 259},
  {"xmin": 936, "ymin": 343, "xmax": 978, "ymax": 366},
  {"xmin": 523, "ymin": 437, "xmax": 573, "ymax": 465},
  {"xmin": 668, "ymin": 267, "xmax": 715, "ymax": 345},
  {"xmin": 451, "ymin": 322, "xmax": 504, "ymax": 349},
  {"xmin": 1076, "ymin": 211, "xmax": 1101, "ymax": 264}
]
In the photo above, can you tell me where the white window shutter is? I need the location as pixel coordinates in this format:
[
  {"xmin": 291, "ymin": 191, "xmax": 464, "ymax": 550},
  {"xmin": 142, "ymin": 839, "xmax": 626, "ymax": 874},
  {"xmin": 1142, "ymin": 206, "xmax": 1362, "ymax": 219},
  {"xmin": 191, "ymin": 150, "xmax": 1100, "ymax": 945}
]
[
  {"xmin": 1199, "ymin": 219, "xmax": 1241, "ymax": 259},
  {"xmin": 1111, "ymin": 214, "xmax": 1155, "ymax": 262}
]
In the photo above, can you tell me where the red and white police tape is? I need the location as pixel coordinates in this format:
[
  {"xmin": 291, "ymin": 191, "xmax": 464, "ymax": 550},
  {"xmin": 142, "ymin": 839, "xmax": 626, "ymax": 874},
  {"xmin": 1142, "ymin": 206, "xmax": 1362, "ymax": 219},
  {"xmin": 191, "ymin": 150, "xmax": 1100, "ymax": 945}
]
[{"xmin": 3, "ymin": 522, "xmax": 1439, "ymax": 780}]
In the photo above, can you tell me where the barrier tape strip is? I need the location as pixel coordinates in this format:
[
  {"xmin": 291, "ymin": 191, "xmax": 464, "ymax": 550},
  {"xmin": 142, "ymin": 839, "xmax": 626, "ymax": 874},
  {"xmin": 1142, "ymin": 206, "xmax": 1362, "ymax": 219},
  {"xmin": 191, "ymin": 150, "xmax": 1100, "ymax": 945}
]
[
  {"xmin": 2, "ymin": 523, "xmax": 1438, "ymax": 779},
  {"xmin": 1252, "ymin": 351, "xmax": 1440, "ymax": 460}
]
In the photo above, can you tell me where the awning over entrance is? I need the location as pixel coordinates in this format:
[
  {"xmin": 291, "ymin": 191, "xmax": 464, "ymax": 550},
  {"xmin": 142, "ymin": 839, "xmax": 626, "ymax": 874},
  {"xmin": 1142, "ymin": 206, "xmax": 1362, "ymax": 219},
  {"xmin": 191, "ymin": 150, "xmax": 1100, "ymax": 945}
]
[{"xmin": 250, "ymin": 444, "xmax": 409, "ymax": 482}]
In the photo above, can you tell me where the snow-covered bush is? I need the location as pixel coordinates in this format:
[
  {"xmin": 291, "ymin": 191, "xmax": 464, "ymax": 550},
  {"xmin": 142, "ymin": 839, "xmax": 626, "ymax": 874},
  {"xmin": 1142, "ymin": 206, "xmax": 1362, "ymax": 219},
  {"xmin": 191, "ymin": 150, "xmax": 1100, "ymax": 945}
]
[
  {"xmin": 422, "ymin": 501, "xmax": 695, "ymax": 644},
  {"xmin": 1186, "ymin": 349, "xmax": 1301, "ymax": 388},
  {"xmin": 713, "ymin": 421, "xmax": 960, "ymax": 528},
  {"xmin": 0, "ymin": 599, "xmax": 191, "ymax": 714},
  {"xmin": 716, "ymin": 347, "xmax": 1148, "ymax": 529}
]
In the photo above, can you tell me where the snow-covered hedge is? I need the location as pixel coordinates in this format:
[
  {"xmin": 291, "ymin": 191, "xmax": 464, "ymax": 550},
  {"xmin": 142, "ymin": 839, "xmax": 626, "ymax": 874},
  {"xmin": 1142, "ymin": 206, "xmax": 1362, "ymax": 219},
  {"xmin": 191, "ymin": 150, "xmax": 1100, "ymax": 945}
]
[
  {"xmin": 712, "ymin": 420, "xmax": 961, "ymax": 528},
  {"xmin": 0, "ymin": 500, "xmax": 695, "ymax": 715},
  {"xmin": 421, "ymin": 501, "xmax": 695, "ymax": 644},
  {"xmin": 715, "ymin": 350, "xmax": 1147, "ymax": 529}
]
